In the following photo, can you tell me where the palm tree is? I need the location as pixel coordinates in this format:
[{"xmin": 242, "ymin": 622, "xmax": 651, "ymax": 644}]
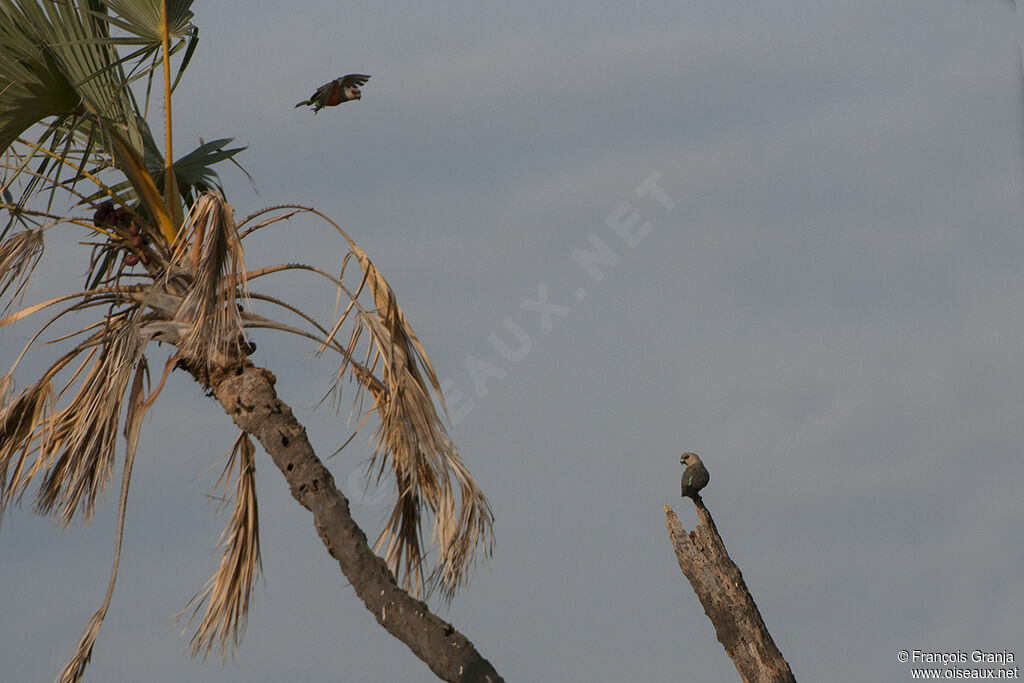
[{"xmin": 0, "ymin": 2, "xmax": 500, "ymax": 681}]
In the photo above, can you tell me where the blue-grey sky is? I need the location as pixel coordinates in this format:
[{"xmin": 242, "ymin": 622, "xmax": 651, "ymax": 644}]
[{"xmin": 3, "ymin": 1, "xmax": 1024, "ymax": 681}]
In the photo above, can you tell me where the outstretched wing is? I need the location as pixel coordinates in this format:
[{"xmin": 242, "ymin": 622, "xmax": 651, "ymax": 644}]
[
  {"xmin": 313, "ymin": 80, "xmax": 338, "ymax": 100},
  {"xmin": 339, "ymin": 74, "xmax": 371, "ymax": 87}
]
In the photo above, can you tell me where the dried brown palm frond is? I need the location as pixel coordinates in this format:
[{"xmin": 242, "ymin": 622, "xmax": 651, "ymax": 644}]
[
  {"xmin": 0, "ymin": 373, "xmax": 10, "ymax": 409},
  {"xmin": 233, "ymin": 205, "xmax": 495, "ymax": 600},
  {"xmin": 430, "ymin": 450, "xmax": 495, "ymax": 598},
  {"xmin": 172, "ymin": 192, "xmax": 247, "ymax": 374},
  {"xmin": 0, "ymin": 379, "xmax": 54, "ymax": 520},
  {"xmin": 35, "ymin": 310, "xmax": 143, "ymax": 526},
  {"xmin": 322, "ymin": 251, "xmax": 494, "ymax": 600},
  {"xmin": 177, "ymin": 431, "xmax": 261, "ymax": 661},
  {"xmin": 351, "ymin": 306, "xmax": 494, "ymax": 601},
  {"xmin": 0, "ymin": 226, "xmax": 44, "ymax": 315},
  {"xmin": 57, "ymin": 354, "xmax": 167, "ymax": 683},
  {"xmin": 1, "ymin": 189, "xmax": 494, "ymax": 679},
  {"xmin": 0, "ymin": 287, "xmax": 147, "ymax": 521}
]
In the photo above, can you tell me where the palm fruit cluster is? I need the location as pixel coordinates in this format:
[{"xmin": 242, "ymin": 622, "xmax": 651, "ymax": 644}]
[{"xmin": 92, "ymin": 200, "xmax": 150, "ymax": 267}]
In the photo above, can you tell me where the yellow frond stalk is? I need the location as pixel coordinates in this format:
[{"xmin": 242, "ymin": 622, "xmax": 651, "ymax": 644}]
[{"xmin": 160, "ymin": 0, "xmax": 183, "ymax": 230}]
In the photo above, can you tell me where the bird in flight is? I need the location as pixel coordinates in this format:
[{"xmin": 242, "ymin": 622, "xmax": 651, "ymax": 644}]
[
  {"xmin": 680, "ymin": 452, "xmax": 710, "ymax": 500},
  {"xmin": 295, "ymin": 74, "xmax": 371, "ymax": 114}
]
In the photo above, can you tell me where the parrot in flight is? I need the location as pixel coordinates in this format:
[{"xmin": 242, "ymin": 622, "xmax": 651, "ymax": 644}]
[{"xmin": 295, "ymin": 74, "xmax": 371, "ymax": 114}]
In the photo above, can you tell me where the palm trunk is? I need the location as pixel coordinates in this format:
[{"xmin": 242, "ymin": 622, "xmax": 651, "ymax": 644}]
[{"xmin": 206, "ymin": 360, "xmax": 502, "ymax": 683}]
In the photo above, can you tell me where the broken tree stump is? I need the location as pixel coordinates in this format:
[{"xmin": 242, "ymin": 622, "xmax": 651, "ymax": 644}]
[{"xmin": 665, "ymin": 499, "xmax": 796, "ymax": 683}]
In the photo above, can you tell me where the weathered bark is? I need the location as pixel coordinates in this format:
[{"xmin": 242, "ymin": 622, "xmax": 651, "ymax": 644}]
[
  {"xmin": 205, "ymin": 360, "xmax": 502, "ymax": 683},
  {"xmin": 665, "ymin": 499, "xmax": 796, "ymax": 683}
]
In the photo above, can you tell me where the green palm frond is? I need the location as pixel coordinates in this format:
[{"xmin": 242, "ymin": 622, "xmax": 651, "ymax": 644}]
[
  {"xmin": 0, "ymin": 3, "xmax": 82, "ymax": 154},
  {"xmin": 0, "ymin": 0, "xmax": 213, "ymax": 241},
  {"xmin": 102, "ymin": 0, "xmax": 194, "ymax": 42},
  {"xmin": 169, "ymin": 138, "xmax": 251, "ymax": 202},
  {"xmin": 143, "ymin": 135, "xmax": 251, "ymax": 206},
  {"xmin": 0, "ymin": 0, "xmax": 142, "ymax": 151}
]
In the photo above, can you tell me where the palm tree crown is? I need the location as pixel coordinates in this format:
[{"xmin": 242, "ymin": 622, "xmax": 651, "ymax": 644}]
[{"xmin": 0, "ymin": 2, "xmax": 495, "ymax": 681}]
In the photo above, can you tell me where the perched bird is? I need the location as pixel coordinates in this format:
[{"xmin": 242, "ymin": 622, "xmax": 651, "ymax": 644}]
[
  {"xmin": 680, "ymin": 452, "xmax": 710, "ymax": 500},
  {"xmin": 295, "ymin": 74, "xmax": 371, "ymax": 114}
]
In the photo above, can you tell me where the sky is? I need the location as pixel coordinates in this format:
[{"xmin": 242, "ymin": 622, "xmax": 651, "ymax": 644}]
[{"xmin": 3, "ymin": 1, "xmax": 1024, "ymax": 681}]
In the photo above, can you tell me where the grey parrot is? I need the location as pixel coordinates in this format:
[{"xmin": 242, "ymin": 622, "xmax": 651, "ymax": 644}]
[
  {"xmin": 295, "ymin": 74, "xmax": 371, "ymax": 114},
  {"xmin": 680, "ymin": 452, "xmax": 709, "ymax": 499}
]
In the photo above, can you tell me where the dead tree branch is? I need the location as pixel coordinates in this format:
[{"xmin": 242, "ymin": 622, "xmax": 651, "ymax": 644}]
[{"xmin": 665, "ymin": 500, "xmax": 796, "ymax": 683}]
